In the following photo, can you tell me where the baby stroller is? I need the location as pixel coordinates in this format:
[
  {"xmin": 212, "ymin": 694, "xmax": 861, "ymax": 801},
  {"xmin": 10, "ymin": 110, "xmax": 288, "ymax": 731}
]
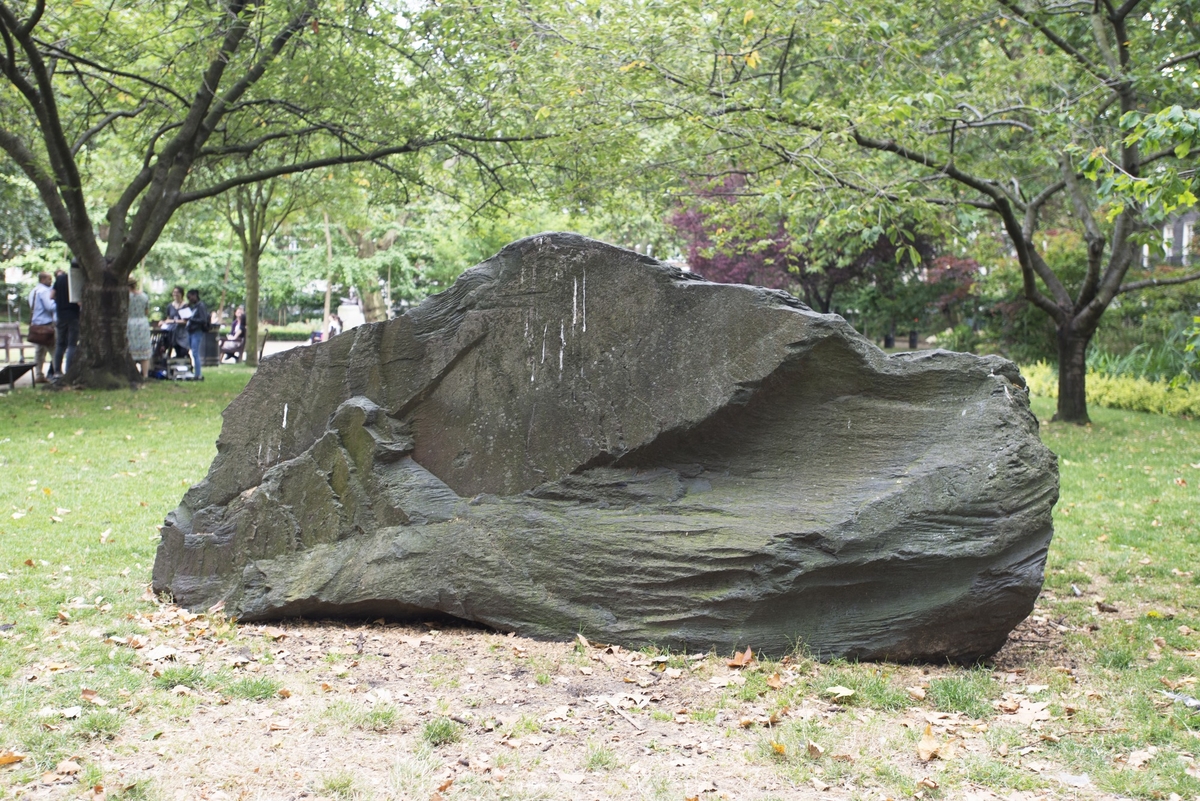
[{"xmin": 150, "ymin": 328, "xmax": 193, "ymax": 380}]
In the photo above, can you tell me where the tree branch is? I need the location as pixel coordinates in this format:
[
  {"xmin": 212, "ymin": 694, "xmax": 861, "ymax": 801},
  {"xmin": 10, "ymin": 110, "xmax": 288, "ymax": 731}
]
[
  {"xmin": 1022, "ymin": 179, "xmax": 1065, "ymax": 240},
  {"xmin": 1118, "ymin": 272, "xmax": 1200, "ymax": 293},
  {"xmin": 36, "ymin": 39, "xmax": 192, "ymax": 107},
  {"xmin": 1157, "ymin": 48, "xmax": 1200, "ymax": 72},
  {"xmin": 0, "ymin": 124, "xmax": 72, "ymax": 242},
  {"xmin": 995, "ymin": 0, "xmax": 1112, "ymax": 82},
  {"xmin": 0, "ymin": 1, "xmax": 98, "ymax": 266},
  {"xmin": 198, "ymin": 1, "xmax": 317, "ymax": 140},
  {"xmin": 177, "ymin": 142, "xmax": 437, "ymax": 205},
  {"xmin": 15, "ymin": 0, "xmax": 42, "ymax": 37},
  {"xmin": 1108, "ymin": 0, "xmax": 1144, "ymax": 23},
  {"xmin": 72, "ymin": 102, "xmax": 148, "ymax": 155},
  {"xmin": 1059, "ymin": 152, "xmax": 1108, "ymax": 305}
]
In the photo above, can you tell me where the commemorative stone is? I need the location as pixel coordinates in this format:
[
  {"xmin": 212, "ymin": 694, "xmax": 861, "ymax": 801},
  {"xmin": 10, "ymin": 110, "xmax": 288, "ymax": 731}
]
[{"xmin": 152, "ymin": 232, "xmax": 1058, "ymax": 661}]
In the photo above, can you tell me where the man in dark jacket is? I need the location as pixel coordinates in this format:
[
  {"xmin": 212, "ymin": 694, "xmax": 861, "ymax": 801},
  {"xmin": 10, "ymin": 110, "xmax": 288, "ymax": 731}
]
[
  {"xmin": 52, "ymin": 264, "xmax": 80, "ymax": 378},
  {"xmin": 185, "ymin": 289, "xmax": 209, "ymax": 381}
]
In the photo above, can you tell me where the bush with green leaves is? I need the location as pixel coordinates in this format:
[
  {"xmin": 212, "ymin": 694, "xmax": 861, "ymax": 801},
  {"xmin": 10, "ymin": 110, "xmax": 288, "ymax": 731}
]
[{"xmin": 1025, "ymin": 361, "xmax": 1200, "ymax": 418}]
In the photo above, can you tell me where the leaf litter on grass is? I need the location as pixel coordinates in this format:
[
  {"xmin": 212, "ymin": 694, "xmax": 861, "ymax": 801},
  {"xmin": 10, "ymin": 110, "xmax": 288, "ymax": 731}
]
[{"xmin": 3, "ymin": 381, "xmax": 1200, "ymax": 799}]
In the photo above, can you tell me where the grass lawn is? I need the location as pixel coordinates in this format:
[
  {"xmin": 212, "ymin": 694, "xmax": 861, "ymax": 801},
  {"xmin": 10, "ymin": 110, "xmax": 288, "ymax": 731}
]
[{"xmin": 1, "ymin": 376, "xmax": 1198, "ymax": 800}]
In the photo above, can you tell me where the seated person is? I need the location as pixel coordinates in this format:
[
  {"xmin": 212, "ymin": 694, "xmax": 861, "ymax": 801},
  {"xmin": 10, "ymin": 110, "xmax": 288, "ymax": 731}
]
[{"xmin": 220, "ymin": 305, "xmax": 247, "ymax": 362}]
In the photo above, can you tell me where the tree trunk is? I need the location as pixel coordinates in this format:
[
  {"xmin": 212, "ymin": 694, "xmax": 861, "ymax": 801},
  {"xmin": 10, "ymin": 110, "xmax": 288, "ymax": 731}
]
[
  {"xmin": 244, "ymin": 248, "xmax": 261, "ymax": 368},
  {"xmin": 68, "ymin": 262, "xmax": 138, "ymax": 388},
  {"xmin": 323, "ymin": 212, "xmax": 335, "ymax": 340},
  {"xmin": 361, "ymin": 288, "xmax": 388, "ymax": 323},
  {"xmin": 1054, "ymin": 325, "xmax": 1093, "ymax": 424}
]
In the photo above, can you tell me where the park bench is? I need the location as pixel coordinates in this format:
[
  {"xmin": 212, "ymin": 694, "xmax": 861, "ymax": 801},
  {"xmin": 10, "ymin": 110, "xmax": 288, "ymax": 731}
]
[
  {"xmin": 0, "ymin": 362, "xmax": 35, "ymax": 392},
  {"xmin": 0, "ymin": 322, "xmax": 35, "ymax": 363},
  {"xmin": 0, "ymin": 322, "xmax": 37, "ymax": 390}
]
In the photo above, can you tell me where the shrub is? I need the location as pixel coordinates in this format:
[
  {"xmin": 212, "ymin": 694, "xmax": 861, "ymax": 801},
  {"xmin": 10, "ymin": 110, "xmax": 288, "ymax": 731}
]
[{"xmin": 1023, "ymin": 362, "xmax": 1200, "ymax": 418}]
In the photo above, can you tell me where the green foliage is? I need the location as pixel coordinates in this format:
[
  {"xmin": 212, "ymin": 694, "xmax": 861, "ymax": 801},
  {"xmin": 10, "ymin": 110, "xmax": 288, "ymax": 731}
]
[
  {"xmin": 1081, "ymin": 106, "xmax": 1200, "ymax": 222},
  {"xmin": 927, "ymin": 671, "xmax": 996, "ymax": 720},
  {"xmin": 152, "ymin": 666, "xmax": 209, "ymax": 691},
  {"xmin": 0, "ymin": 164, "xmax": 53, "ymax": 260},
  {"xmin": 1088, "ymin": 332, "xmax": 1199, "ymax": 386},
  {"xmin": 818, "ymin": 665, "xmax": 910, "ymax": 711},
  {"xmin": 585, "ymin": 743, "xmax": 621, "ymax": 771},
  {"xmin": 223, "ymin": 677, "xmax": 282, "ymax": 701},
  {"xmin": 421, "ymin": 717, "xmax": 461, "ymax": 747},
  {"xmin": 75, "ymin": 710, "xmax": 124, "ymax": 741},
  {"xmin": 1026, "ymin": 362, "xmax": 1200, "ymax": 418},
  {"xmin": 318, "ymin": 771, "xmax": 358, "ymax": 800}
]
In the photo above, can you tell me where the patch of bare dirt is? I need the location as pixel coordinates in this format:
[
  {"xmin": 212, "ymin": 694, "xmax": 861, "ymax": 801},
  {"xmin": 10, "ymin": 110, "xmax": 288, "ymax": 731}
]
[
  {"xmin": 990, "ymin": 612, "xmax": 1078, "ymax": 673},
  {"xmin": 6, "ymin": 602, "xmax": 1134, "ymax": 801}
]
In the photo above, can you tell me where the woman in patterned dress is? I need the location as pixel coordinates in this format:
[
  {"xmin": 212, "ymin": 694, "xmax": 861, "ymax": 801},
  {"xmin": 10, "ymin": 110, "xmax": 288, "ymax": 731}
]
[{"xmin": 127, "ymin": 277, "xmax": 153, "ymax": 379}]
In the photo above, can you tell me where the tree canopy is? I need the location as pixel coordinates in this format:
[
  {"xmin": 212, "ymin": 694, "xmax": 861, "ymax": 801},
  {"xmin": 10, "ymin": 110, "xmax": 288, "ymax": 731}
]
[
  {"xmin": 549, "ymin": 0, "xmax": 1200, "ymax": 421},
  {"xmin": 0, "ymin": 0, "xmax": 550, "ymax": 385}
]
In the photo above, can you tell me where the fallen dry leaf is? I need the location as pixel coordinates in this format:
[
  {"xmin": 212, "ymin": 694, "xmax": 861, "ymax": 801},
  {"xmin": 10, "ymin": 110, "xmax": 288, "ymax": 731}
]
[
  {"xmin": 1126, "ymin": 749, "xmax": 1154, "ymax": 769},
  {"xmin": 765, "ymin": 672, "xmax": 783, "ymax": 689},
  {"xmin": 0, "ymin": 751, "xmax": 26, "ymax": 767},
  {"xmin": 907, "ymin": 686, "xmax": 927, "ymax": 700},
  {"xmin": 917, "ymin": 724, "xmax": 956, "ymax": 761},
  {"xmin": 437, "ymin": 778, "xmax": 454, "ymax": 792},
  {"xmin": 80, "ymin": 689, "xmax": 108, "ymax": 707},
  {"xmin": 806, "ymin": 739, "xmax": 825, "ymax": 758},
  {"xmin": 142, "ymin": 645, "xmax": 177, "ymax": 662},
  {"xmin": 1003, "ymin": 699, "xmax": 1052, "ymax": 727},
  {"xmin": 824, "ymin": 685, "xmax": 855, "ymax": 701},
  {"xmin": 55, "ymin": 759, "xmax": 81, "ymax": 775},
  {"xmin": 727, "ymin": 647, "xmax": 754, "ymax": 668},
  {"xmin": 555, "ymin": 771, "xmax": 585, "ymax": 784}
]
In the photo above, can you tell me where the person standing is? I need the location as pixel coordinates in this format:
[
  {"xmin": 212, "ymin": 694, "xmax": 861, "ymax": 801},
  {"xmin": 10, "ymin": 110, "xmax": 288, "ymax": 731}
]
[
  {"xmin": 127, "ymin": 277, "xmax": 153, "ymax": 379},
  {"xmin": 163, "ymin": 286, "xmax": 190, "ymax": 358},
  {"xmin": 185, "ymin": 289, "xmax": 208, "ymax": 380},
  {"xmin": 52, "ymin": 264, "xmax": 80, "ymax": 378},
  {"xmin": 26, "ymin": 272, "xmax": 56, "ymax": 384}
]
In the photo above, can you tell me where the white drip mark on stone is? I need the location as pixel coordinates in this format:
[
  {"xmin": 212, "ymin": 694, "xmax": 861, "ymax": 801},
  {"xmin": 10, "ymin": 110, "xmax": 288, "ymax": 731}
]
[
  {"xmin": 282, "ymin": 403, "xmax": 288, "ymax": 429},
  {"xmin": 572, "ymin": 277, "xmax": 578, "ymax": 328},
  {"xmin": 581, "ymin": 269, "xmax": 587, "ymax": 332},
  {"xmin": 559, "ymin": 322, "xmax": 565, "ymax": 373},
  {"xmin": 541, "ymin": 324, "xmax": 548, "ymax": 363}
]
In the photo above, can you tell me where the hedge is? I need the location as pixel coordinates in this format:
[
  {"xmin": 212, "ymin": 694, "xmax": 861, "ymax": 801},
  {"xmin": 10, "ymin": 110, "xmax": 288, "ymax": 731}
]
[{"xmin": 1023, "ymin": 361, "xmax": 1200, "ymax": 418}]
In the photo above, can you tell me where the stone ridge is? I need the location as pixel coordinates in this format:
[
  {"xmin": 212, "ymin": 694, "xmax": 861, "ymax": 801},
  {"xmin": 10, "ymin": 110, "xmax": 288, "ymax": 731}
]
[{"xmin": 153, "ymin": 232, "xmax": 1058, "ymax": 661}]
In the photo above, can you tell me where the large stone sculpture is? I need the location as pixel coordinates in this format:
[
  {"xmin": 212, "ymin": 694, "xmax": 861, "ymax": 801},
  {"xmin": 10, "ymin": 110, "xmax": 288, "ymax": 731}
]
[{"xmin": 153, "ymin": 233, "xmax": 1058, "ymax": 661}]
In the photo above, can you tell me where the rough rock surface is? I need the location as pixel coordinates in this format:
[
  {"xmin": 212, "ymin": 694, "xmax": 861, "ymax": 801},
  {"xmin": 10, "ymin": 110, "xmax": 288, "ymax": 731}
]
[{"xmin": 153, "ymin": 233, "xmax": 1058, "ymax": 661}]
